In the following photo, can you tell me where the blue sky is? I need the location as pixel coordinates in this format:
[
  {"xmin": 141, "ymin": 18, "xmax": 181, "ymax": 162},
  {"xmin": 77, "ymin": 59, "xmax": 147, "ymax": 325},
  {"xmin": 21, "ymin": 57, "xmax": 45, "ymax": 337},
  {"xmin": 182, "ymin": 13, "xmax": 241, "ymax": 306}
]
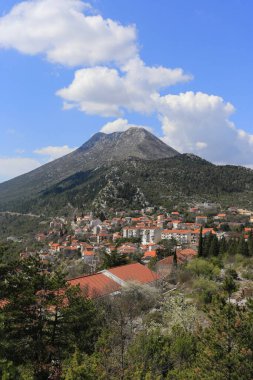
[{"xmin": 0, "ymin": 0, "xmax": 253, "ymax": 182}]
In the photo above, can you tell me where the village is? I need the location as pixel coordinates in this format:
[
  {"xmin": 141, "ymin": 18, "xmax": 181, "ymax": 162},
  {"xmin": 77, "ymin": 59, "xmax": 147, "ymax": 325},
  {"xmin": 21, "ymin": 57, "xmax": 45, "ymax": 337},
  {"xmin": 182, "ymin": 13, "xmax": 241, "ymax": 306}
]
[{"xmin": 14, "ymin": 202, "xmax": 253, "ymax": 300}]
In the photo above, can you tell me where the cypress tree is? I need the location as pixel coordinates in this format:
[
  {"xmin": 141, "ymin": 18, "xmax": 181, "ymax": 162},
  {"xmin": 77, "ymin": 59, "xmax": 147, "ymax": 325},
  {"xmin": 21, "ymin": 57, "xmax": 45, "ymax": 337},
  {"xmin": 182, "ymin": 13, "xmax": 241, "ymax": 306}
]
[
  {"xmin": 198, "ymin": 227, "xmax": 203, "ymax": 257},
  {"xmin": 238, "ymin": 235, "xmax": 249, "ymax": 257},
  {"xmin": 209, "ymin": 235, "xmax": 220, "ymax": 256},
  {"xmin": 219, "ymin": 237, "xmax": 228, "ymax": 255},
  {"xmin": 247, "ymin": 230, "xmax": 253, "ymax": 257}
]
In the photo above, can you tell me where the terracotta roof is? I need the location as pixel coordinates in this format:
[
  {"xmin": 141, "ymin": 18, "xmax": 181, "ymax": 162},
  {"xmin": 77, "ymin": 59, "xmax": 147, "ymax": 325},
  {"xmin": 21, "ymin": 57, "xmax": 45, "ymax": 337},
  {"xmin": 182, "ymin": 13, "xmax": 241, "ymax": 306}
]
[
  {"xmin": 107, "ymin": 263, "xmax": 159, "ymax": 284},
  {"xmin": 157, "ymin": 256, "xmax": 174, "ymax": 266},
  {"xmin": 177, "ymin": 248, "xmax": 197, "ymax": 257},
  {"xmin": 162, "ymin": 229, "xmax": 191, "ymax": 234},
  {"xmin": 144, "ymin": 250, "xmax": 157, "ymax": 258},
  {"xmin": 82, "ymin": 250, "xmax": 95, "ymax": 256},
  {"xmin": 68, "ymin": 273, "xmax": 120, "ymax": 299}
]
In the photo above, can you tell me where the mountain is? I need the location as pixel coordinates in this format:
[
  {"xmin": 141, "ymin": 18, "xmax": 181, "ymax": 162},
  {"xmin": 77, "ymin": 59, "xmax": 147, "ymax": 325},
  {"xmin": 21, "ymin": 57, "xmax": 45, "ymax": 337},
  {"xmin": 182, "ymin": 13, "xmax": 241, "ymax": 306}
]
[
  {"xmin": 1, "ymin": 127, "xmax": 253, "ymax": 215},
  {"xmin": 0, "ymin": 128, "xmax": 178, "ymax": 210}
]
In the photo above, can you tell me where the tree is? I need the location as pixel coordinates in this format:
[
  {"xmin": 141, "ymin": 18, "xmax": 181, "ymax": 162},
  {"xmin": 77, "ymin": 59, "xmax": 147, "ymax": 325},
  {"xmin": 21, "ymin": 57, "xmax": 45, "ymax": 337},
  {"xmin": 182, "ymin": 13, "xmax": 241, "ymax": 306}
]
[
  {"xmin": 209, "ymin": 235, "xmax": 219, "ymax": 257},
  {"xmin": 198, "ymin": 227, "xmax": 203, "ymax": 257},
  {"xmin": 247, "ymin": 231, "xmax": 253, "ymax": 256},
  {"xmin": 101, "ymin": 250, "xmax": 128, "ymax": 269},
  {"xmin": 0, "ymin": 258, "xmax": 101, "ymax": 379},
  {"xmin": 219, "ymin": 237, "xmax": 228, "ymax": 255},
  {"xmin": 238, "ymin": 235, "xmax": 249, "ymax": 256},
  {"xmin": 194, "ymin": 298, "xmax": 253, "ymax": 380}
]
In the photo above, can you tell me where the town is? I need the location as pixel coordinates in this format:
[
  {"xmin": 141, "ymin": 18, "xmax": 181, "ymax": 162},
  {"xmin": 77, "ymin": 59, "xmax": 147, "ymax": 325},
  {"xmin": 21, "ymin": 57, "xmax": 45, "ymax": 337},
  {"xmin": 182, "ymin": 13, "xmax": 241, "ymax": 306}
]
[{"xmin": 5, "ymin": 202, "xmax": 251, "ymax": 301}]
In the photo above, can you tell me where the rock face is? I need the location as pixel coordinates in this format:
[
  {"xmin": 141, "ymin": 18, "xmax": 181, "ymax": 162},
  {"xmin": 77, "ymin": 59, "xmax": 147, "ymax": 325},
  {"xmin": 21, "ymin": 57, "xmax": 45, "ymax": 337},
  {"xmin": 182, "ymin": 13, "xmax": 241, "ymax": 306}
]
[
  {"xmin": 0, "ymin": 128, "xmax": 179, "ymax": 207},
  {"xmin": 78, "ymin": 127, "xmax": 179, "ymax": 162}
]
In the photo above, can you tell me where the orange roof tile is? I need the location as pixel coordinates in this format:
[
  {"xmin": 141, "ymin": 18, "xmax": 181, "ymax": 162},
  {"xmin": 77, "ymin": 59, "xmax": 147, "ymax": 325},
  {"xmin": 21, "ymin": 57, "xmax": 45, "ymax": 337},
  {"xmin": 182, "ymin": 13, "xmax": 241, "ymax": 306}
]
[
  {"xmin": 162, "ymin": 229, "xmax": 191, "ymax": 234},
  {"xmin": 177, "ymin": 248, "xmax": 197, "ymax": 257},
  {"xmin": 108, "ymin": 263, "xmax": 159, "ymax": 283},
  {"xmin": 144, "ymin": 250, "xmax": 157, "ymax": 258},
  {"xmin": 82, "ymin": 250, "xmax": 95, "ymax": 256},
  {"xmin": 68, "ymin": 273, "xmax": 120, "ymax": 299}
]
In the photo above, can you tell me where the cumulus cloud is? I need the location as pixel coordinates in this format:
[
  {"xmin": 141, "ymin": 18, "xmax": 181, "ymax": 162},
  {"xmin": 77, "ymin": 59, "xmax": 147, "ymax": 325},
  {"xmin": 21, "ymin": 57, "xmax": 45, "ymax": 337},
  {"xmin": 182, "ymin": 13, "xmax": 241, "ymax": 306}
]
[
  {"xmin": 158, "ymin": 91, "xmax": 253, "ymax": 166},
  {"xmin": 1, "ymin": 0, "xmax": 252, "ymax": 168},
  {"xmin": 0, "ymin": 0, "xmax": 137, "ymax": 66},
  {"xmin": 0, "ymin": 145, "xmax": 77, "ymax": 182},
  {"xmin": 57, "ymin": 58, "xmax": 191, "ymax": 116},
  {"xmin": 0, "ymin": 157, "xmax": 41, "ymax": 182},
  {"xmin": 100, "ymin": 118, "xmax": 153, "ymax": 134},
  {"xmin": 34, "ymin": 145, "xmax": 77, "ymax": 160}
]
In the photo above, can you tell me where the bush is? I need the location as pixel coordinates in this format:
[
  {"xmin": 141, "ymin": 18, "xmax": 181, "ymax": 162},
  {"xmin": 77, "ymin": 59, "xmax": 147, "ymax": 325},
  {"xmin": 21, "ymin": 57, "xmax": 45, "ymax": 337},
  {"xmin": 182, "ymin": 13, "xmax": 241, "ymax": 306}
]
[
  {"xmin": 186, "ymin": 258, "xmax": 220, "ymax": 280},
  {"xmin": 192, "ymin": 278, "xmax": 219, "ymax": 305}
]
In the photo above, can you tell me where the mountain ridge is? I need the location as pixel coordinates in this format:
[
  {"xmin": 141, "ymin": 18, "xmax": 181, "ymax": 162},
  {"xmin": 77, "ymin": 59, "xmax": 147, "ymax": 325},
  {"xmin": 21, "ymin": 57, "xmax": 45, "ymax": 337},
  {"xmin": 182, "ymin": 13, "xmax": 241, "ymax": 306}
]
[
  {"xmin": 0, "ymin": 127, "xmax": 179, "ymax": 207},
  {"xmin": 1, "ymin": 127, "xmax": 253, "ymax": 214}
]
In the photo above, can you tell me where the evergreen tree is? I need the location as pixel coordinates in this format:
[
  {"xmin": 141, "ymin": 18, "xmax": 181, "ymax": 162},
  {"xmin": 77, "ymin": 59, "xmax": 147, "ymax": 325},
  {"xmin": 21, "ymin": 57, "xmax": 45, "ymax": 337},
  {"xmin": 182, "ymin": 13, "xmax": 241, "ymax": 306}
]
[
  {"xmin": 198, "ymin": 227, "xmax": 203, "ymax": 257},
  {"xmin": 247, "ymin": 230, "xmax": 253, "ymax": 257},
  {"xmin": 219, "ymin": 237, "xmax": 228, "ymax": 255},
  {"xmin": 238, "ymin": 235, "xmax": 249, "ymax": 256},
  {"xmin": 0, "ymin": 258, "xmax": 101, "ymax": 379},
  {"xmin": 209, "ymin": 235, "xmax": 219, "ymax": 257},
  {"xmin": 195, "ymin": 299, "xmax": 253, "ymax": 380}
]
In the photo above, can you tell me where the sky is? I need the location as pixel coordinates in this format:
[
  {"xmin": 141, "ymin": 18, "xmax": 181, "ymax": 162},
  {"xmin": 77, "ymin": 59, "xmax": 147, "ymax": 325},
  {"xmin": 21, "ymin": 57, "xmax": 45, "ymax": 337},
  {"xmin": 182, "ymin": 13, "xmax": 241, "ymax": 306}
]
[{"xmin": 0, "ymin": 0, "xmax": 253, "ymax": 182}]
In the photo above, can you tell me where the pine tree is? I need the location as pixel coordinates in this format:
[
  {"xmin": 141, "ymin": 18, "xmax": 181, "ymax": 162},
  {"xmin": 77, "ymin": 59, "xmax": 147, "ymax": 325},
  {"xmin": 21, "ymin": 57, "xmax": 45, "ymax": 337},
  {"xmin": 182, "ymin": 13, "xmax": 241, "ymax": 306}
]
[{"xmin": 0, "ymin": 258, "xmax": 101, "ymax": 379}]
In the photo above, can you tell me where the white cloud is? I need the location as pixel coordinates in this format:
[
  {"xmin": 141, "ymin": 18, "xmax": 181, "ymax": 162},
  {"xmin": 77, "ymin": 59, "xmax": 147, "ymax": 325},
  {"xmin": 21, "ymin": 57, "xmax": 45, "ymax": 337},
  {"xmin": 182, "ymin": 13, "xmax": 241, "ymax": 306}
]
[
  {"xmin": 57, "ymin": 58, "xmax": 191, "ymax": 116},
  {"xmin": 0, "ymin": 0, "xmax": 137, "ymax": 66},
  {"xmin": 0, "ymin": 157, "xmax": 41, "ymax": 182},
  {"xmin": 158, "ymin": 91, "xmax": 253, "ymax": 166},
  {"xmin": 100, "ymin": 118, "xmax": 153, "ymax": 134},
  {"xmin": 34, "ymin": 145, "xmax": 77, "ymax": 160},
  {"xmin": 0, "ymin": 145, "xmax": 77, "ymax": 182},
  {"xmin": 195, "ymin": 141, "xmax": 208, "ymax": 150},
  {"xmin": 1, "ymin": 0, "xmax": 252, "ymax": 169}
]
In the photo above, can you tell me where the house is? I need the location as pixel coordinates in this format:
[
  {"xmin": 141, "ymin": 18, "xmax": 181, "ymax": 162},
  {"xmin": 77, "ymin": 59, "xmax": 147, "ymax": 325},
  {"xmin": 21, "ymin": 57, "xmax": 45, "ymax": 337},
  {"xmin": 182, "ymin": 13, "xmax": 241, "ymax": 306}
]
[
  {"xmin": 82, "ymin": 250, "xmax": 97, "ymax": 265},
  {"xmin": 79, "ymin": 242, "xmax": 94, "ymax": 254},
  {"xmin": 161, "ymin": 229, "xmax": 191, "ymax": 245},
  {"xmin": 142, "ymin": 250, "xmax": 157, "ymax": 263},
  {"xmin": 49, "ymin": 243, "xmax": 61, "ymax": 253},
  {"xmin": 214, "ymin": 213, "xmax": 227, "ymax": 221},
  {"xmin": 117, "ymin": 243, "xmax": 138, "ymax": 255},
  {"xmin": 176, "ymin": 248, "xmax": 197, "ymax": 261},
  {"xmin": 141, "ymin": 228, "xmax": 162, "ymax": 245},
  {"xmin": 161, "ymin": 228, "xmax": 214, "ymax": 246},
  {"xmin": 155, "ymin": 255, "xmax": 183, "ymax": 278},
  {"xmin": 195, "ymin": 216, "xmax": 208, "ymax": 225},
  {"xmin": 123, "ymin": 226, "xmax": 162, "ymax": 245},
  {"xmin": 68, "ymin": 263, "xmax": 159, "ymax": 299}
]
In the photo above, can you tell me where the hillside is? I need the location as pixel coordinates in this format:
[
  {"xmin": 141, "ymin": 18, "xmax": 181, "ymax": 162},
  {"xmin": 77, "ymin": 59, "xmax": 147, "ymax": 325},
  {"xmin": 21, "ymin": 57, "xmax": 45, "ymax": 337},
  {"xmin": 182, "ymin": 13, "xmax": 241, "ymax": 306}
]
[
  {"xmin": 0, "ymin": 127, "xmax": 178, "ymax": 209},
  {"xmin": 2, "ymin": 153, "xmax": 253, "ymax": 215}
]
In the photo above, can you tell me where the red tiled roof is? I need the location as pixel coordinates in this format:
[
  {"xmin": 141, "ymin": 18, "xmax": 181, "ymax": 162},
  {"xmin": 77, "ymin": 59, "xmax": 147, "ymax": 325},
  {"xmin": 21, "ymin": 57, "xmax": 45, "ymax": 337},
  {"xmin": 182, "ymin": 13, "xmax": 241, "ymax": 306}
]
[
  {"xmin": 108, "ymin": 263, "xmax": 159, "ymax": 284},
  {"xmin": 68, "ymin": 273, "xmax": 120, "ymax": 299},
  {"xmin": 177, "ymin": 248, "xmax": 197, "ymax": 257},
  {"xmin": 162, "ymin": 229, "xmax": 191, "ymax": 234},
  {"xmin": 144, "ymin": 250, "xmax": 157, "ymax": 258},
  {"xmin": 82, "ymin": 250, "xmax": 95, "ymax": 256}
]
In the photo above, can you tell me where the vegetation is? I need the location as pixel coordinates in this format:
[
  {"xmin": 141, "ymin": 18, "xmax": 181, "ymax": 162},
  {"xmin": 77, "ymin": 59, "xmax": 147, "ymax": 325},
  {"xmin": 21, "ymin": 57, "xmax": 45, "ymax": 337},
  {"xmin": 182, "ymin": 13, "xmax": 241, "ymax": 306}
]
[
  {"xmin": 1, "ymin": 240, "xmax": 253, "ymax": 379},
  {"xmin": 1, "ymin": 154, "xmax": 253, "ymax": 215}
]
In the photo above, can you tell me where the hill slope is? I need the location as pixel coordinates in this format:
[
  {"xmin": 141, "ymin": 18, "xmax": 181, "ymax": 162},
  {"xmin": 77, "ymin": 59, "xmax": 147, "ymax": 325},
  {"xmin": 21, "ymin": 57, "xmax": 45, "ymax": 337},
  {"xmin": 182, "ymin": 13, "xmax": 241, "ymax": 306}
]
[
  {"xmin": 2, "ymin": 154, "xmax": 253, "ymax": 215},
  {"xmin": 1, "ymin": 128, "xmax": 253, "ymax": 214},
  {"xmin": 0, "ymin": 128, "xmax": 178, "ymax": 208}
]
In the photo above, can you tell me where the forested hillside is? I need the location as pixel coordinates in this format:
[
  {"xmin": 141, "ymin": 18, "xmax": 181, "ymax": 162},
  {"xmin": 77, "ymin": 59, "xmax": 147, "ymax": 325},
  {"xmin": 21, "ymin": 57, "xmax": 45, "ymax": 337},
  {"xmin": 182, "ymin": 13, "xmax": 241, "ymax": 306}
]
[{"xmin": 2, "ymin": 154, "xmax": 253, "ymax": 216}]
